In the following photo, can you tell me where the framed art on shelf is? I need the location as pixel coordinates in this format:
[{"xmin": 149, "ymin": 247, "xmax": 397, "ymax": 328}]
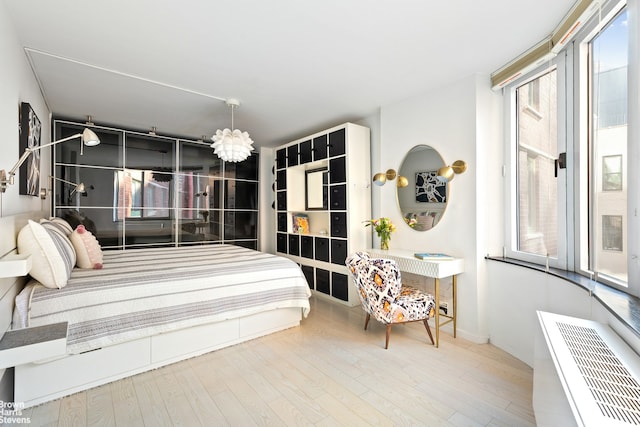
[
  {"xmin": 415, "ymin": 171, "xmax": 446, "ymax": 203},
  {"xmin": 19, "ymin": 102, "xmax": 41, "ymax": 196},
  {"xmin": 292, "ymin": 213, "xmax": 310, "ymax": 234}
]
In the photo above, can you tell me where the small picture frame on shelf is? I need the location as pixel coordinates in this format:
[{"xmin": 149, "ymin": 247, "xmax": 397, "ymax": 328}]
[{"xmin": 292, "ymin": 213, "xmax": 310, "ymax": 234}]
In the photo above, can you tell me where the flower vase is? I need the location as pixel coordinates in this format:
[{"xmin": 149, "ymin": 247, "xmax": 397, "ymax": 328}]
[{"xmin": 380, "ymin": 235, "xmax": 389, "ymax": 250}]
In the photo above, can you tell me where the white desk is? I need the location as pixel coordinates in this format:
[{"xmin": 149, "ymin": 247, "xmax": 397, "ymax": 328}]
[{"xmin": 369, "ymin": 249, "xmax": 464, "ymax": 347}]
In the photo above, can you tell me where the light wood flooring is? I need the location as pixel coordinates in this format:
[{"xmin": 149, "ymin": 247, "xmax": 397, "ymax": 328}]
[{"xmin": 20, "ymin": 296, "xmax": 535, "ymax": 426}]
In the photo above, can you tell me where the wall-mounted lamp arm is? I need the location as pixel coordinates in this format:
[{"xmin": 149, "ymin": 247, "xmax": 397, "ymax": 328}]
[
  {"xmin": 5, "ymin": 149, "xmax": 35, "ymax": 182},
  {"xmin": 53, "ymin": 177, "xmax": 86, "ymax": 195},
  {"xmin": 0, "ymin": 129, "xmax": 100, "ymax": 193},
  {"xmin": 40, "ymin": 176, "xmax": 87, "ymax": 200}
]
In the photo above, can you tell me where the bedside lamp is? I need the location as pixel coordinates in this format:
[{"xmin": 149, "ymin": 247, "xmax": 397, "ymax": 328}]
[
  {"xmin": 0, "ymin": 128, "xmax": 100, "ymax": 193},
  {"xmin": 40, "ymin": 176, "xmax": 87, "ymax": 200}
]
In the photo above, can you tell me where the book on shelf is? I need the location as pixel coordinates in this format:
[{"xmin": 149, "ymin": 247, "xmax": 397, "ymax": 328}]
[
  {"xmin": 292, "ymin": 213, "xmax": 310, "ymax": 234},
  {"xmin": 414, "ymin": 252, "xmax": 454, "ymax": 260}
]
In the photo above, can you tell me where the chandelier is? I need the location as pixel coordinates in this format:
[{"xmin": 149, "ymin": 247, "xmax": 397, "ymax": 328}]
[{"xmin": 211, "ymin": 98, "xmax": 254, "ymax": 162}]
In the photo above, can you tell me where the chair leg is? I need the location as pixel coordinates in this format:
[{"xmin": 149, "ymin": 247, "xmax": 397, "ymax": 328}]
[
  {"xmin": 364, "ymin": 314, "xmax": 370, "ymax": 330},
  {"xmin": 385, "ymin": 324, "xmax": 392, "ymax": 349},
  {"xmin": 423, "ymin": 319, "xmax": 435, "ymax": 345}
]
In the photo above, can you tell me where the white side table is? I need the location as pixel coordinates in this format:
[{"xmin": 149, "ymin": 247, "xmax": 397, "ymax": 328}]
[
  {"xmin": 0, "ymin": 322, "xmax": 67, "ymax": 368},
  {"xmin": 369, "ymin": 249, "xmax": 464, "ymax": 347}
]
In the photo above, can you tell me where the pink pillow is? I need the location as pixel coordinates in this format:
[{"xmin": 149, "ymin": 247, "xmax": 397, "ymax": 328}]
[{"xmin": 70, "ymin": 225, "xmax": 103, "ymax": 269}]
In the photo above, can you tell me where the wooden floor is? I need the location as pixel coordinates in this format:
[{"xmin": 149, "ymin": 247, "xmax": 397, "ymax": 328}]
[{"xmin": 20, "ymin": 296, "xmax": 535, "ymax": 426}]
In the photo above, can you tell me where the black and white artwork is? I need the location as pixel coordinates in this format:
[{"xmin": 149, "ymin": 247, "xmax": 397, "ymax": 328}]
[
  {"xmin": 19, "ymin": 102, "xmax": 41, "ymax": 196},
  {"xmin": 415, "ymin": 171, "xmax": 447, "ymax": 203}
]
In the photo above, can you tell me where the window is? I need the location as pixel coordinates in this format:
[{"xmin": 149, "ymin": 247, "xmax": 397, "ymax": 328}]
[
  {"xmin": 602, "ymin": 155, "xmax": 622, "ymax": 191},
  {"xmin": 515, "ymin": 70, "xmax": 559, "ymax": 258},
  {"xmin": 506, "ymin": 60, "xmax": 567, "ymax": 268},
  {"xmin": 586, "ymin": 6, "xmax": 628, "ymax": 286},
  {"xmin": 602, "ymin": 215, "xmax": 623, "ymax": 251},
  {"xmin": 503, "ymin": 0, "xmax": 637, "ymax": 292},
  {"xmin": 527, "ymin": 79, "xmax": 541, "ymax": 112}
]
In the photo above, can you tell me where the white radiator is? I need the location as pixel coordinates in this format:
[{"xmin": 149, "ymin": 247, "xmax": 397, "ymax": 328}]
[{"xmin": 535, "ymin": 311, "xmax": 640, "ymax": 426}]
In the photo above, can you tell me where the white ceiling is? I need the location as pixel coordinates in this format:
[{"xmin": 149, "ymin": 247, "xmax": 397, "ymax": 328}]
[{"xmin": 4, "ymin": 0, "xmax": 576, "ymax": 148}]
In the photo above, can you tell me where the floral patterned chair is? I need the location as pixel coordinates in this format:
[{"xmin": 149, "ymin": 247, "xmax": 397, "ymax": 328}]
[{"xmin": 346, "ymin": 251, "xmax": 436, "ymax": 349}]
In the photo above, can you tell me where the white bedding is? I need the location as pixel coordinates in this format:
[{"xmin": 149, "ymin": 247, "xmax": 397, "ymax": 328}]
[{"xmin": 14, "ymin": 244, "xmax": 311, "ymax": 354}]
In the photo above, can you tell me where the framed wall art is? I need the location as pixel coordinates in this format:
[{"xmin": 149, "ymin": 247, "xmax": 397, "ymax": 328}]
[
  {"xmin": 415, "ymin": 171, "xmax": 447, "ymax": 203},
  {"xmin": 19, "ymin": 102, "xmax": 41, "ymax": 196}
]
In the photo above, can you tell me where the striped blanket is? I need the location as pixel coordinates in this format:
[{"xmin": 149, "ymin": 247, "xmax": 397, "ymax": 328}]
[{"xmin": 14, "ymin": 244, "xmax": 311, "ymax": 354}]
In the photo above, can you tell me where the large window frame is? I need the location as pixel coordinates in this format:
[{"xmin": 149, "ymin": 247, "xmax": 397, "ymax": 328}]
[
  {"xmin": 504, "ymin": 55, "xmax": 570, "ymax": 270},
  {"xmin": 504, "ymin": 0, "xmax": 640, "ymax": 296},
  {"xmin": 575, "ymin": 0, "xmax": 632, "ymax": 292}
]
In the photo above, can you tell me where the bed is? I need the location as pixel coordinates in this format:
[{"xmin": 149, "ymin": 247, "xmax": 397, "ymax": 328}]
[{"xmin": 1, "ymin": 214, "xmax": 311, "ymax": 408}]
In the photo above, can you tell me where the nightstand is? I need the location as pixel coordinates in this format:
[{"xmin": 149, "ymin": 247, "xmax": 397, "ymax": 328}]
[{"xmin": 0, "ymin": 322, "xmax": 68, "ymax": 368}]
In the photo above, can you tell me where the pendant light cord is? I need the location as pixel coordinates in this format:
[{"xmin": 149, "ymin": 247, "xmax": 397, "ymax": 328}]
[{"xmin": 231, "ymin": 105, "xmax": 235, "ymax": 130}]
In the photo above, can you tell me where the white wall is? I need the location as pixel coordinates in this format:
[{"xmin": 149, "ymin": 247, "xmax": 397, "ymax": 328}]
[
  {"xmin": 259, "ymin": 146, "xmax": 275, "ymax": 253},
  {"xmin": 371, "ymin": 74, "xmax": 502, "ymax": 343},
  {"xmin": 474, "ymin": 74, "xmax": 505, "ymax": 339},
  {"xmin": 487, "ymin": 260, "xmax": 640, "ymax": 367},
  {"xmin": 0, "ymin": 1, "xmax": 51, "ymax": 402},
  {"xmin": 0, "ymin": 2, "xmax": 50, "ymax": 218}
]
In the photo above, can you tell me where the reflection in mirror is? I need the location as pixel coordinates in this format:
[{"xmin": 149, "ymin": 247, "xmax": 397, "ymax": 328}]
[
  {"xmin": 114, "ymin": 170, "xmax": 171, "ymax": 219},
  {"xmin": 397, "ymin": 145, "xmax": 447, "ymax": 231},
  {"xmin": 305, "ymin": 168, "xmax": 328, "ymax": 210}
]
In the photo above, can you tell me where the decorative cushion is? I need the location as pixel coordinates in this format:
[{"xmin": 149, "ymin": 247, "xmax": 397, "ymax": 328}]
[
  {"xmin": 395, "ymin": 286, "xmax": 436, "ymax": 322},
  {"xmin": 17, "ymin": 220, "xmax": 71, "ymax": 289},
  {"xmin": 70, "ymin": 225, "xmax": 103, "ymax": 269},
  {"xmin": 47, "ymin": 217, "xmax": 73, "ymax": 235},
  {"xmin": 40, "ymin": 219, "xmax": 76, "ymax": 276}
]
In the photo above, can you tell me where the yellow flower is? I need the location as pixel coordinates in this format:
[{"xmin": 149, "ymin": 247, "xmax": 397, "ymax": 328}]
[{"xmin": 363, "ymin": 217, "xmax": 396, "ymax": 239}]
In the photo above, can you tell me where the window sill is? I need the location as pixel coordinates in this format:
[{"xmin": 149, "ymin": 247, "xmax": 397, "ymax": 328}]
[{"xmin": 486, "ymin": 256, "xmax": 640, "ymax": 339}]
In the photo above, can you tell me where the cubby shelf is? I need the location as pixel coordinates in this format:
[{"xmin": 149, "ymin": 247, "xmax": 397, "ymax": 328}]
[{"xmin": 274, "ymin": 123, "xmax": 371, "ymax": 306}]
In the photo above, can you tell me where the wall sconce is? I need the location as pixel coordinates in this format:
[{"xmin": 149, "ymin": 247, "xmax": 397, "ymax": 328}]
[
  {"xmin": 437, "ymin": 160, "xmax": 467, "ymax": 183},
  {"xmin": 1, "ymin": 128, "xmax": 100, "ymax": 193},
  {"xmin": 195, "ymin": 184, "xmax": 210, "ymax": 198},
  {"xmin": 372, "ymin": 169, "xmax": 408, "ymax": 188},
  {"xmin": 40, "ymin": 176, "xmax": 87, "ymax": 200}
]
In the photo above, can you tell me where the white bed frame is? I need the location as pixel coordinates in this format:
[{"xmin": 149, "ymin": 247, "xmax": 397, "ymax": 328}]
[{"xmin": 0, "ymin": 213, "xmax": 303, "ymax": 408}]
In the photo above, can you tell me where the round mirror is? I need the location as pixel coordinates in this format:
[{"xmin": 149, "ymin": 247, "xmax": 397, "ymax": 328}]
[{"xmin": 397, "ymin": 145, "xmax": 447, "ymax": 231}]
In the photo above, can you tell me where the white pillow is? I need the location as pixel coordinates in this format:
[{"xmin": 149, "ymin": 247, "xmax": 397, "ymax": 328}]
[
  {"xmin": 17, "ymin": 220, "xmax": 70, "ymax": 289},
  {"xmin": 48, "ymin": 217, "xmax": 73, "ymax": 235},
  {"xmin": 39, "ymin": 219, "xmax": 76, "ymax": 277},
  {"xmin": 70, "ymin": 225, "xmax": 103, "ymax": 269}
]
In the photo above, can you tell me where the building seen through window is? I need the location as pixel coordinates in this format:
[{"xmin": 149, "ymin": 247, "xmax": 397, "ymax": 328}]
[{"xmin": 590, "ymin": 9, "xmax": 628, "ymax": 281}]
